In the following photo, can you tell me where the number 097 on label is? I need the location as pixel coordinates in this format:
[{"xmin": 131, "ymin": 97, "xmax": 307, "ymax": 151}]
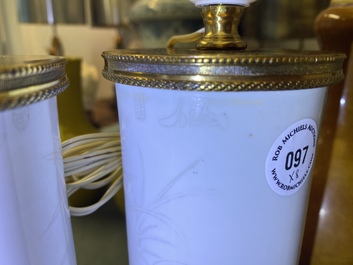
[{"xmin": 265, "ymin": 119, "xmax": 317, "ymax": 196}]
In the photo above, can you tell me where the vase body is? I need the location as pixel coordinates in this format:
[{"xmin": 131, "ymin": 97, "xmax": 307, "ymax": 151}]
[
  {"xmin": 0, "ymin": 99, "xmax": 77, "ymax": 265},
  {"xmin": 102, "ymin": 47, "xmax": 345, "ymax": 265},
  {"xmin": 0, "ymin": 55, "xmax": 77, "ymax": 265}
]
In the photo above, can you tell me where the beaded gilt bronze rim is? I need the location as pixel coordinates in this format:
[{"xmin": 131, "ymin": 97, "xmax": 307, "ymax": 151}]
[
  {"xmin": 102, "ymin": 48, "xmax": 346, "ymax": 91},
  {"xmin": 0, "ymin": 77, "xmax": 69, "ymax": 111},
  {"xmin": 0, "ymin": 56, "xmax": 69, "ymax": 110}
]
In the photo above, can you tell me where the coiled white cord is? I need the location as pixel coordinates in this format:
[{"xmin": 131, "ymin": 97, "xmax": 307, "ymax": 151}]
[{"xmin": 62, "ymin": 132, "xmax": 123, "ymax": 216}]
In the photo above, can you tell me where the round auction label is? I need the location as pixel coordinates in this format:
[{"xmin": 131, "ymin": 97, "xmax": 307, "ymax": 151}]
[{"xmin": 265, "ymin": 119, "xmax": 317, "ymax": 196}]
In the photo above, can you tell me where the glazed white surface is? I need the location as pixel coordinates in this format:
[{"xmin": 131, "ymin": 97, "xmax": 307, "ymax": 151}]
[
  {"xmin": 0, "ymin": 98, "xmax": 76, "ymax": 265},
  {"xmin": 115, "ymin": 83, "xmax": 327, "ymax": 265}
]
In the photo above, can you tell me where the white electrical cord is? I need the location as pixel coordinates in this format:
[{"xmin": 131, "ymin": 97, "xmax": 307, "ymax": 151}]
[
  {"xmin": 62, "ymin": 132, "xmax": 123, "ymax": 217},
  {"xmin": 189, "ymin": 0, "xmax": 257, "ymax": 6},
  {"xmin": 167, "ymin": 28, "xmax": 205, "ymax": 48}
]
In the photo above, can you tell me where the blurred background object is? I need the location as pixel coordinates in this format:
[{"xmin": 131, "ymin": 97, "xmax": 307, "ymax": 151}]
[
  {"xmin": 57, "ymin": 58, "xmax": 97, "ymax": 141},
  {"xmin": 0, "ymin": 1, "xmax": 9, "ymax": 54},
  {"xmin": 299, "ymin": 1, "xmax": 353, "ymax": 264},
  {"xmin": 241, "ymin": 0, "xmax": 330, "ymax": 40},
  {"xmin": 17, "ymin": 0, "xmax": 86, "ymax": 24},
  {"xmin": 90, "ymin": 0, "xmax": 132, "ymax": 27},
  {"xmin": 129, "ymin": 0, "xmax": 203, "ymax": 48}
]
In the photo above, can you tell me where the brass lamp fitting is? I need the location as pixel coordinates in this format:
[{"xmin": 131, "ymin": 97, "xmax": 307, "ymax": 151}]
[{"xmin": 196, "ymin": 4, "xmax": 247, "ymax": 50}]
